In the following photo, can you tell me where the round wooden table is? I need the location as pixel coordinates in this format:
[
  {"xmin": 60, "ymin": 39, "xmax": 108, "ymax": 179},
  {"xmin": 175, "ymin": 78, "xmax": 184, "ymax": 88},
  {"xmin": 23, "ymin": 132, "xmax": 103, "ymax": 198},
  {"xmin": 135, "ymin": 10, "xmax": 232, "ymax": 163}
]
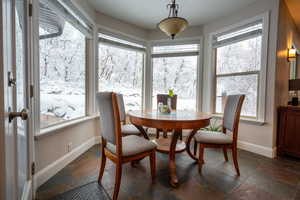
[{"xmin": 128, "ymin": 110, "xmax": 211, "ymax": 187}]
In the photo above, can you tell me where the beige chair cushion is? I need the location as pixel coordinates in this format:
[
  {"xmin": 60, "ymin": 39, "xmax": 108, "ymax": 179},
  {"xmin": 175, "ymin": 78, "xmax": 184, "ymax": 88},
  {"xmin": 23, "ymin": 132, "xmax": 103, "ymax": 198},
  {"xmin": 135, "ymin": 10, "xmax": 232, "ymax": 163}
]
[
  {"xmin": 107, "ymin": 135, "xmax": 157, "ymax": 157},
  {"xmin": 194, "ymin": 130, "xmax": 233, "ymax": 144},
  {"xmin": 121, "ymin": 124, "xmax": 141, "ymax": 135}
]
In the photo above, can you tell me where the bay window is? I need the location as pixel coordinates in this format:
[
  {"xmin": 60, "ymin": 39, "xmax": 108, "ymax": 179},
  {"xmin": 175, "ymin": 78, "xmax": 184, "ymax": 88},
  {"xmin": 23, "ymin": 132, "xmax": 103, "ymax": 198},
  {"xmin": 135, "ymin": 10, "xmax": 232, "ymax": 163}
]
[
  {"xmin": 151, "ymin": 44, "xmax": 199, "ymax": 111},
  {"xmin": 98, "ymin": 34, "xmax": 145, "ymax": 111}
]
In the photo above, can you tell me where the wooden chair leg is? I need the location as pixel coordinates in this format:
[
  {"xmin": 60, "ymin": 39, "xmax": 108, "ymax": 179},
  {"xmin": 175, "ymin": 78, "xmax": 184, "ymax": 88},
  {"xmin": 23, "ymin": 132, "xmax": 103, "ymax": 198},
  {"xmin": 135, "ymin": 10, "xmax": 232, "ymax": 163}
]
[
  {"xmin": 113, "ymin": 163, "xmax": 122, "ymax": 200},
  {"xmin": 163, "ymin": 130, "xmax": 168, "ymax": 138},
  {"xmin": 223, "ymin": 147, "xmax": 228, "ymax": 162},
  {"xmin": 179, "ymin": 130, "xmax": 183, "ymax": 140},
  {"xmin": 193, "ymin": 140, "xmax": 198, "ymax": 156},
  {"xmin": 232, "ymin": 147, "xmax": 240, "ymax": 176},
  {"xmin": 156, "ymin": 129, "xmax": 160, "ymax": 139},
  {"xmin": 150, "ymin": 151, "xmax": 156, "ymax": 182},
  {"xmin": 198, "ymin": 144, "xmax": 204, "ymax": 174},
  {"xmin": 130, "ymin": 160, "xmax": 138, "ymax": 167},
  {"xmin": 98, "ymin": 146, "xmax": 106, "ymax": 183}
]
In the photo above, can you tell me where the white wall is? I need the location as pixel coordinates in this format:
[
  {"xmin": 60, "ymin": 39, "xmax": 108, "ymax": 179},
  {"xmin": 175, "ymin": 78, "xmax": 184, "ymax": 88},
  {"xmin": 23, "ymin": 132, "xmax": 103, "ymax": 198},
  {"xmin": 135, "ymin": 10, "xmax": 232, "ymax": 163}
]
[
  {"xmin": 71, "ymin": 0, "xmax": 97, "ymax": 24},
  {"xmin": 35, "ymin": 119, "xmax": 100, "ymax": 171},
  {"xmin": 202, "ymin": 0, "xmax": 279, "ymax": 156},
  {"xmin": 96, "ymin": 11, "xmax": 149, "ymax": 42}
]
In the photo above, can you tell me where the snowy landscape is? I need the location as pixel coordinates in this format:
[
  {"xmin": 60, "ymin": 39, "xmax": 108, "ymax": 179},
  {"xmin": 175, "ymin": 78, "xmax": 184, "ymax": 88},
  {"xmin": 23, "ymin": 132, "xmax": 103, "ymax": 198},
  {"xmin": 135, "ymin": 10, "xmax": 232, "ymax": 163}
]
[
  {"xmin": 39, "ymin": 22, "xmax": 86, "ymax": 128},
  {"xmin": 152, "ymin": 56, "xmax": 197, "ymax": 111},
  {"xmin": 98, "ymin": 43, "xmax": 143, "ymax": 111},
  {"xmin": 39, "ymin": 21, "xmax": 261, "ymax": 128},
  {"xmin": 216, "ymin": 36, "xmax": 262, "ymax": 117}
]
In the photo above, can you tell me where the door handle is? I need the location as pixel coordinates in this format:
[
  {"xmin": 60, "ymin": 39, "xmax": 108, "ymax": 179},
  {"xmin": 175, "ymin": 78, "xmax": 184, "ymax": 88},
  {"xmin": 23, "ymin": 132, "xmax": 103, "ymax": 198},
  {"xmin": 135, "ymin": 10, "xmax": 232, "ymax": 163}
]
[{"xmin": 9, "ymin": 108, "xmax": 28, "ymax": 122}]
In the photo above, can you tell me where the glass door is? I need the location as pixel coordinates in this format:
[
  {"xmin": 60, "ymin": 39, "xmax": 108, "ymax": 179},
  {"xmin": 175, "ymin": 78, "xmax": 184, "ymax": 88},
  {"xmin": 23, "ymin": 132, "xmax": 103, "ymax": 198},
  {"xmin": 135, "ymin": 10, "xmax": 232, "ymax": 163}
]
[
  {"xmin": 14, "ymin": 0, "xmax": 29, "ymax": 199},
  {"xmin": 1, "ymin": 0, "xmax": 33, "ymax": 199}
]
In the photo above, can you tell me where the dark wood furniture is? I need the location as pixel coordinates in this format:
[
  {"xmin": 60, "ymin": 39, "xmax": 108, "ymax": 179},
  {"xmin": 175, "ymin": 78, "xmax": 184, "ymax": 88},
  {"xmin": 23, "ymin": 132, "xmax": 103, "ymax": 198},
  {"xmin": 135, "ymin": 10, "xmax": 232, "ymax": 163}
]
[
  {"xmin": 96, "ymin": 92, "xmax": 156, "ymax": 200},
  {"xmin": 156, "ymin": 94, "xmax": 182, "ymax": 139},
  {"xmin": 128, "ymin": 110, "xmax": 211, "ymax": 187},
  {"xmin": 193, "ymin": 95, "xmax": 245, "ymax": 176},
  {"xmin": 277, "ymin": 106, "xmax": 300, "ymax": 158}
]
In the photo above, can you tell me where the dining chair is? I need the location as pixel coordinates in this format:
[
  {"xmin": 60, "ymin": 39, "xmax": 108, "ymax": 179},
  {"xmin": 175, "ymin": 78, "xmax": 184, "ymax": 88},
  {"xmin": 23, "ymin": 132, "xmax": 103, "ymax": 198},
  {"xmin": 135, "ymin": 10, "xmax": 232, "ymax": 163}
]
[
  {"xmin": 156, "ymin": 94, "xmax": 182, "ymax": 139},
  {"xmin": 116, "ymin": 93, "xmax": 144, "ymax": 136},
  {"xmin": 97, "ymin": 92, "xmax": 157, "ymax": 200},
  {"xmin": 194, "ymin": 94, "xmax": 245, "ymax": 175}
]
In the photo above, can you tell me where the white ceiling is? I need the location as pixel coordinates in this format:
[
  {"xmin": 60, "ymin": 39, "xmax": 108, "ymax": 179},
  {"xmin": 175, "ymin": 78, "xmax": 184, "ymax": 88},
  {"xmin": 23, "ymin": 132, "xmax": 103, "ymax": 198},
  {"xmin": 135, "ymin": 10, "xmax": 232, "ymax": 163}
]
[{"xmin": 86, "ymin": 0, "xmax": 259, "ymax": 29}]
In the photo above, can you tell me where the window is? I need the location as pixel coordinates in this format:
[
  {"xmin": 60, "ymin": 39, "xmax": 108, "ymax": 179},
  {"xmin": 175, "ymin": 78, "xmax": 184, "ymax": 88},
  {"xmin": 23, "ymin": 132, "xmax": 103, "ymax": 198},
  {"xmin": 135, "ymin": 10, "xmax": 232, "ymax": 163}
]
[
  {"xmin": 98, "ymin": 34, "xmax": 145, "ymax": 111},
  {"xmin": 213, "ymin": 20, "xmax": 263, "ymax": 118},
  {"xmin": 39, "ymin": 1, "xmax": 90, "ymax": 128},
  {"xmin": 152, "ymin": 44, "xmax": 199, "ymax": 111}
]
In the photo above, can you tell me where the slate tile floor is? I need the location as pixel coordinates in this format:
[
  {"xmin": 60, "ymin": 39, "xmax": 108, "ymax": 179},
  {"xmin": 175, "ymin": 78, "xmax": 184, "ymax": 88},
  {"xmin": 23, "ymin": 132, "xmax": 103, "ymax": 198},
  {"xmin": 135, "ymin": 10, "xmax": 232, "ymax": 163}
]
[{"xmin": 37, "ymin": 143, "xmax": 300, "ymax": 200}]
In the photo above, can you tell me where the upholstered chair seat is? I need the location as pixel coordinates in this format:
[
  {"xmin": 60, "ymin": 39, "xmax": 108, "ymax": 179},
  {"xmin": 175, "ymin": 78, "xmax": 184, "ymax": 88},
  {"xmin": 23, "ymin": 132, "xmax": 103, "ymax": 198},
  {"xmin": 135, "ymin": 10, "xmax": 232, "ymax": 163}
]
[
  {"xmin": 121, "ymin": 124, "xmax": 141, "ymax": 135},
  {"xmin": 97, "ymin": 92, "xmax": 156, "ymax": 200},
  {"xmin": 194, "ymin": 131, "xmax": 233, "ymax": 144},
  {"xmin": 192, "ymin": 94, "xmax": 245, "ymax": 176},
  {"xmin": 107, "ymin": 135, "xmax": 157, "ymax": 157}
]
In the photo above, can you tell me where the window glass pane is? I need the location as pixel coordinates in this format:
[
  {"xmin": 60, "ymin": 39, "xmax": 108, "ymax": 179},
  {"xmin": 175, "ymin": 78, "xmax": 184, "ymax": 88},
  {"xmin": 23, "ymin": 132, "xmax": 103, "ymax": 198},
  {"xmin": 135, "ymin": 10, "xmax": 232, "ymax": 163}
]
[
  {"xmin": 39, "ymin": 22, "xmax": 86, "ymax": 128},
  {"xmin": 216, "ymin": 36, "xmax": 262, "ymax": 75},
  {"xmin": 153, "ymin": 44, "xmax": 199, "ymax": 54},
  {"xmin": 152, "ymin": 56, "xmax": 197, "ymax": 111},
  {"xmin": 98, "ymin": 33, "xmax": 145, "ymax": 48},
  {"xmin": 98, "ymin": 43, "xmax": 143, "ymax": 111},
  {"xmin": 216, "ymin": 74, "xmax": 258, "ymax": 117}
]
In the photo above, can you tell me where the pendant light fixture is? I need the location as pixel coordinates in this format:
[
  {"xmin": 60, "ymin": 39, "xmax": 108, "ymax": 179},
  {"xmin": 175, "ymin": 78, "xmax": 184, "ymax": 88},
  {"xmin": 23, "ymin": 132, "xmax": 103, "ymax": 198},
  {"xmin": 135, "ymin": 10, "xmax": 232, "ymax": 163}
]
[{"xmin": 158, "ymin": 0, "xmax": 188, "ymax": 39}]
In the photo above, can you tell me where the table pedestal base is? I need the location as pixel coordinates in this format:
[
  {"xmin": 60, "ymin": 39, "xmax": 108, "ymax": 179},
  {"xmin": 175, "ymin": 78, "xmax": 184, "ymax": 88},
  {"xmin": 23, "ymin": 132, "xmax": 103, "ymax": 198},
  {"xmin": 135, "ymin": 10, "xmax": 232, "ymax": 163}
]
[{"xmin": 152, "ymin": 138, "xmax": 186, "ymax": 154}]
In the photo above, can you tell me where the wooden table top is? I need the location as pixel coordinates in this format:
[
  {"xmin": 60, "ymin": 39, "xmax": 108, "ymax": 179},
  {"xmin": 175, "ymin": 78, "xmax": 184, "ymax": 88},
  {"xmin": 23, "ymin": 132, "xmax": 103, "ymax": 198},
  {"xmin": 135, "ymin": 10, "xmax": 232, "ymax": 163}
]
[
  {"xmin": 128, "ymin": 110, "xmax": 212, "ymax": 130},
  {"xmin": 128, "ymin": 110, "xmax": 212, "ymax": 122}
]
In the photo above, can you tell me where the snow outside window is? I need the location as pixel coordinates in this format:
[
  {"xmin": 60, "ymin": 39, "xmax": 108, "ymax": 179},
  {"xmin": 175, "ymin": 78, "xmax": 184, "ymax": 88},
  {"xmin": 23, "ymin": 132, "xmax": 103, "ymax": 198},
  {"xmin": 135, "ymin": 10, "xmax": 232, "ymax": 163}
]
[
  {"xmin": 39, "ymin": 22, "xmax": 86, "ymax": 128},
  {"xmin": 215, "ymin": 33, "xmax": 262, "ymax": 118},
  {"xmin": 98, "ymin": 42, "xmax": 144, "ymax": 111},
  {"xmin": 152, "ymin": 44, "xmax": 199, "ymax": 111}
]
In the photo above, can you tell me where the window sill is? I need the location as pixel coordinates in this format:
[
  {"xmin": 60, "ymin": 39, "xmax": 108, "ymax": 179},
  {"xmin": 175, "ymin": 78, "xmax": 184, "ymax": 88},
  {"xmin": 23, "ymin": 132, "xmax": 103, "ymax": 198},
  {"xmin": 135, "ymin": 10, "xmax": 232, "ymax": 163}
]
[
  {"xmin": 35, "ymin": 115, "xmax": 99, "ymax": 140},
  {"xmin": 211, "ymin": 114, "xmax": 265, "ymax": 126}
]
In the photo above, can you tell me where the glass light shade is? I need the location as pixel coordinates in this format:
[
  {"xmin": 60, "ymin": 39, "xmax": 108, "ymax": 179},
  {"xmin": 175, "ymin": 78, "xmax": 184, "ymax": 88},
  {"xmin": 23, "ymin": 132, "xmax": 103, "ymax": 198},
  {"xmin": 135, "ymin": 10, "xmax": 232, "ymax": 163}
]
[
  {"xmin": 288, "ymin": 48, "xmax": 297, "ymax": 61},
  {"xmin": 158, "ymin": 17, "xmax": 188, "ymax": 39}
]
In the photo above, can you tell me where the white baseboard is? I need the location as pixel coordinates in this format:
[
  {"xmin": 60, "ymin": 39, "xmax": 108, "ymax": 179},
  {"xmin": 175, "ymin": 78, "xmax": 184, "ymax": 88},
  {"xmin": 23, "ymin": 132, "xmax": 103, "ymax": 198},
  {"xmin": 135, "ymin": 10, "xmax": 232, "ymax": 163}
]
[
  {"xmin": 35, "ymin": 136, "xmax": 101, "ymax": 190},
  {"xmin": 237, "ymin": 140, "xmax": 276, "ymax": 158}
]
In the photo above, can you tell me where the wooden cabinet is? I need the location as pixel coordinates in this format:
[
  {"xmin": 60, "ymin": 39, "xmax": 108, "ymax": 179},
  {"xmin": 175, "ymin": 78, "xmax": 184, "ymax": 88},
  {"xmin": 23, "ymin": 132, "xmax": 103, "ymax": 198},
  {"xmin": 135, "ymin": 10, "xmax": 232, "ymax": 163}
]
[{"xmin": 277, "ymin": 106, "xmax": 300, "ymax": 158}]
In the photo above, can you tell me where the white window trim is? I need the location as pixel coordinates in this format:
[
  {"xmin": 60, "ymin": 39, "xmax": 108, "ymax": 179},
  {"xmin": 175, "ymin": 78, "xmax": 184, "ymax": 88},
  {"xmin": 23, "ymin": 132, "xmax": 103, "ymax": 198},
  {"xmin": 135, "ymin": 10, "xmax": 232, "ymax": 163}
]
[
  {"xmin": 34, "ymin": 2, "xmax": 96, "ymax": 136},
  {"xmin": 35, "ymin": 115, "xmax": 99, "ymax": 139},
  {"xmin": 147, "ymin": 37, "xmax": 203, "ymax": 112},
  {"xmin": 207, "ymin": 12, "xmax": 270, "ymax": 123}
]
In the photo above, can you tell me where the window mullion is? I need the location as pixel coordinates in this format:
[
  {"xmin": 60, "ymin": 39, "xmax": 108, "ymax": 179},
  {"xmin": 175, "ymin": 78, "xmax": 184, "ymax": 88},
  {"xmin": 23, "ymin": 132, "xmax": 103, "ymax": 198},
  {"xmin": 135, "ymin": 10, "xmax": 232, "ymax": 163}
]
[{"xmin": 216, "ymin": 70, "xmax": 260, "ymax": 78}]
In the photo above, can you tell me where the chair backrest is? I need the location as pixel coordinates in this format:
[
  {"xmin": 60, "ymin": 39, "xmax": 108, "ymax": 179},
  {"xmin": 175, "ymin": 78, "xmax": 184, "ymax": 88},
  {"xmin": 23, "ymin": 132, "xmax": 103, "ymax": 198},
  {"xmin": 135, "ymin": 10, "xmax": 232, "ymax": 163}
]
[
  {"xmin": 116, "ymin": 93, "xmax": 126, "ymax": 123},
  {"xmin": 96, "ymin": 92, "xmax": 122, "ymax": 147},
  {"xmin": 223, "ymin": 95, "xmax": 245, "ymax": 134},
  {"xmin": 157, "ymin": 94, "xmax": 177, "ymax": 110}
]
